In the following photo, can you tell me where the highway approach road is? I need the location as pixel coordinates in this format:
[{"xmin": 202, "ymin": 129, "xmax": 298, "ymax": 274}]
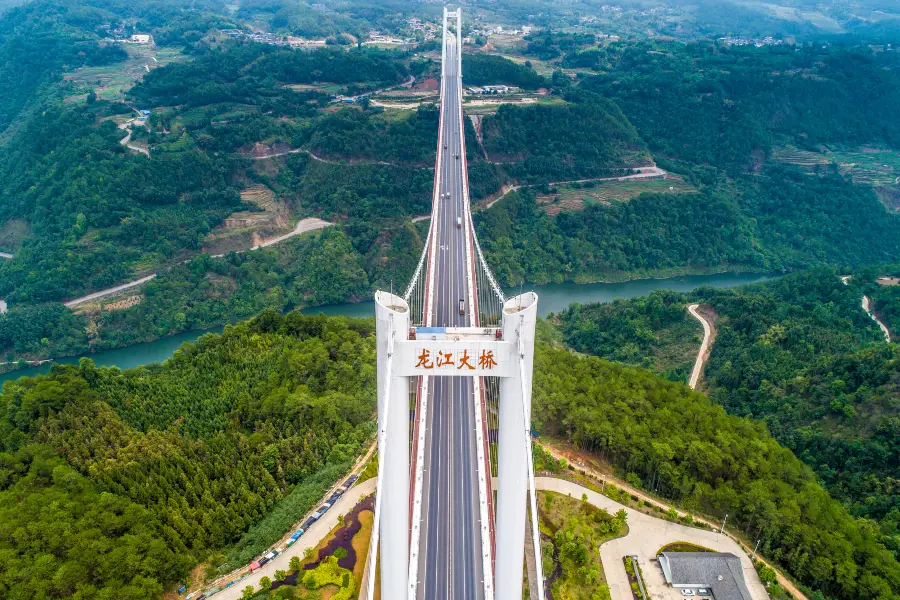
[{"xmin": 416, "ymin": 30, "xmax": 485, "ymax": 600}]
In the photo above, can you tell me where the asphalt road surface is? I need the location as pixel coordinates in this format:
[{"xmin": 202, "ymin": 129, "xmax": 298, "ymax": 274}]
[{"xmin": 417, "ymin": 30, "xmax": 486, "ymax": 600}]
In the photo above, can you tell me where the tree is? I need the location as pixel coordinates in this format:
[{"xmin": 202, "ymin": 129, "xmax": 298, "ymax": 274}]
[
  {"xmin": 86, "ymin": 90, "xmax": 97, "ymax": 104},
  {"xmin": 274, "ymin": 569, "xmax": 286, "ymax": 581},
  {"xmin": 758, "ymin": 565, "xmax": 777, "ymax": 586},
  {"xmin": 241, "ymin": 585, "xmax": 255, "ymax": 599},
  {"xmin": 289, "ymin": 556, "xmax": 301, "ymax": 571},
  {"xmin": 259, "ymin": 576, "xmax": 272, "ymax": 591}
]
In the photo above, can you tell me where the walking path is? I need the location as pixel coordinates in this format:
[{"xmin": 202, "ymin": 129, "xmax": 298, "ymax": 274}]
[
  {"xmin": 537, "ymin": 440, "xmax": 808, "ymax": 600},
  {"xmin": 481, "ymin": 166, "xmax": 670, "ymax": 210},
  {"xmin": 535, "ymin": 478, "xmax": 769, "ymax": 600},
  {"xmin": 687, "ymin": 304, "xmax": 714, "ymax": 390},
  {"xmin": 862, "ymin": 295, "xmax": 892, "ymax": 342}
]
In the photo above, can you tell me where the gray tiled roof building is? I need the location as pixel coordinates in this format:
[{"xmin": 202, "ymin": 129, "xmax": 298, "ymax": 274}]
[{"xmin": 658, "ymin": 552, "xmax": 753, "ymax": 600}]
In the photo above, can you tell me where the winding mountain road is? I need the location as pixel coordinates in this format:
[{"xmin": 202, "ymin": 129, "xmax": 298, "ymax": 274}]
[
  {"xmin": 63, "ymin": 219, "xmax": 332, "ymax": 308},
  {"xmin": 64, "ymin": 274, "xmax": 158, "ymax": 308},
  {"xmin": 687, "ymin": 304, "xmax": 714, "ymax": 390},
  {"xmin": 862, "ymin": 295, "xmax": 892, "ymax": 342},
  {"xmin": 481, "ymin": 166, "xmax": 670, "ymax": 210}
]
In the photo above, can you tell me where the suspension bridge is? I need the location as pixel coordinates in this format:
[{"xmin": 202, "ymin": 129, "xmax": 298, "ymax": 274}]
[{"xmin": 366, "ymin": 7, "xmax": 543, "ymax": 600}]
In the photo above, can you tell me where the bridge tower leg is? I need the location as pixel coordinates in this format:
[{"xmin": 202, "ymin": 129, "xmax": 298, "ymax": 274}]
[
  {"xmin": 374, "ymin": 291, "xmax": 411, "ymax": 599},
  {"xmin": 495, "ymin": 292, "xmax": 539, "ymax": 600}
]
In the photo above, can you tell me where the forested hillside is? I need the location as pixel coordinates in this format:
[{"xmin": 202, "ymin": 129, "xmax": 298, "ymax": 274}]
[
  {"xmin": 0, "ymin": 22, "xmax": 657, "ymax": 368},
  {"xmin": 0, "ymin": 38, "xmax": 434, "ymax": 369},
  {"xmin": 553, "ymin": 289, "xmax": 703, "ymax": 379},
  {"xmin": 461, "ymin": 53, "xmax": 547, "ymax": 89},
  {"xmin": 2, "ymin": 307, "xmax": 898, "ymax": 599},
  {"xmin": 479, "ymin": 91, "xmax": 650, "ymax": 182},
  {"xmin": 0, "ymin": 229, "xmax": 371, "ymax": 360},
  {"xmin": 576, "ymin": 41, "xmax": 900, "ymax": 173},
  {"xmin": 553, "ymin": 267, "xmax": 900, "ymax": 545},
  {"xmin": 0, "ymin": 0, "xmax": 234, "ymax": 132},
  {"xmin": 0, "ymin": 311, "xmax": 375, "ymax": 598},
  {"xmin": 0, "ymin": 38, "xmax": 419, "ymax": 304},
  {"xmin": 476, "ymin": 164, "xmax": 900, "ymax": 286},
  {"xmin": 855, "ymin": 263, "xmax": 900, "ymax": 337},
  {"xmin": 533, "ymin": 344, "xmax": 900, "ymax": 600},
  {"xmin": 0, "ymin": 104, "xmax": 240, "ymax": 303}
]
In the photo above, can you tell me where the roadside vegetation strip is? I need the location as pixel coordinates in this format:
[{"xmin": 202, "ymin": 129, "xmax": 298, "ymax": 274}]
[
  {"xmin": 200, "ymin": 439, "xmax": 376, "ymax": 598},
  {"xmin": 206, "ymin": 480, "xmax": 376, "ymax": 600},
  {"xmin": 657, "ymin": 541, "xmax": 714, "ymax": 554},
  {"xmin": 624, "ymin": 556, "xmax": 649, "ymax": 600}
]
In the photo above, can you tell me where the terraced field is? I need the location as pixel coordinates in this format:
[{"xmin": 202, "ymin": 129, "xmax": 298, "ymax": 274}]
[
  {"xmin": 774, "ymin": 145, "xmax": 900, "ymax": 211},
  {"xmin": 203, "ymin": 185, "xmax": 291, "ymax": 255},
  {"xmin": 774, "ymin": 145, "xmax": 900, "ymax": 186},
  {"xmin": 63, "ymin": 45, "xmax": 183, "ymax": 102},
  {"xmin": 771, "ymin": 147, "xmax": 831, "ymax": 168},
  {"xmin": 833, "ymin": 148, "xmax": 900, "ymax": 186},
  {"xmin": 536, "ymin": 178, "xmax": 697, "ymax": 215}
]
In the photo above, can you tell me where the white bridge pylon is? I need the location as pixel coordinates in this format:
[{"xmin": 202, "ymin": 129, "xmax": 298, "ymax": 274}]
[{"xmin": 371, "ymin": 291, "xmax": 542, "ymax": 600}]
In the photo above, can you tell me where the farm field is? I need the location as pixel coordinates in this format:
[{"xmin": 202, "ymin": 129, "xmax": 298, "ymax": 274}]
[
  {"xmin": 202, "ymin": 185, "xmax": 292, "ymax": 255},
  {"xmin": 284, "ymin": 82, "xmax": 344, "ymax": 94},
  {"xmin": 63, "ymin": 45, "xmax": 184, "ymax": 102},
  {"xmin": 773, "ymin": 145, "xmax": 900, "ymax": 186},
  {"xmin": 774, "ymin": 145, "xmax": 900, "ymax": 211},
  {"xmin": 536, "ymin": 178, "xmax": 697, "ymax": 215}
]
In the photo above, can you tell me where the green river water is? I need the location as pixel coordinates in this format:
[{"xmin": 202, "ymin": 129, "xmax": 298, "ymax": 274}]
[{"xmin": 0, "ymin": 272, "xmax": 776, "ymax": 385}]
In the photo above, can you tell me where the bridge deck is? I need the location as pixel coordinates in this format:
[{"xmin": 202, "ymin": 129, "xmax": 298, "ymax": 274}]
[{"xmin": 416, "ymin": 19, "xmax": 486, "ymax": 600}]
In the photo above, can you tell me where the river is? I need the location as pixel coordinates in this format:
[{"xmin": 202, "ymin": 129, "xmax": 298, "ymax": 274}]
[{"xmin": 0, "ymin": 272, "xmax": 776, "ymax": 385}]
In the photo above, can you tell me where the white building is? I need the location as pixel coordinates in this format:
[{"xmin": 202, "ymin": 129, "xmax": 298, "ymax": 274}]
[{"xmin": 130, "ymin": 34, "xmax": 152, "ymax": 44}]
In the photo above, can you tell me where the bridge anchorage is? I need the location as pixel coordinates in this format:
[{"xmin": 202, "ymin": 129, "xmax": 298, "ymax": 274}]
[{"xmin": 363, "ymin": 7, "xmax": 544, "ymax": 600}]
